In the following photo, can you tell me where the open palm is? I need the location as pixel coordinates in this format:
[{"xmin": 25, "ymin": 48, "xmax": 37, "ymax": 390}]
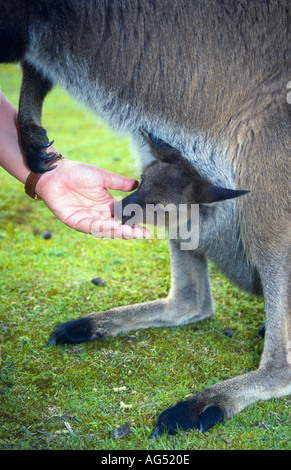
[{"xmin": 36, "ymin": 159, "xmax": 149, "ymax": 239}]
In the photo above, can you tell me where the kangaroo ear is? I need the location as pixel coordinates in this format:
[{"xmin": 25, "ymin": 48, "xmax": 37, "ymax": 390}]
[
  {"xmin": 201, "ymin": 185, "xmax": 250, "ymax": 204},
  {"xmin": 141, "ymin": 129, "xmax": 182, "ymax": 163}
]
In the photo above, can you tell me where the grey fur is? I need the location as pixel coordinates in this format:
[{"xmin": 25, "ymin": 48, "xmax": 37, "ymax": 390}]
[{"xmin": 0, "ymin": 0, "xmax": 290, "ymax": 435}]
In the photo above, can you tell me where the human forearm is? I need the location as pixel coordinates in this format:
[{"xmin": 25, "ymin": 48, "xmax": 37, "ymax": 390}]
[{"xmin": 0, "ymin": 92, "xmax": 30, "ymax": 184}]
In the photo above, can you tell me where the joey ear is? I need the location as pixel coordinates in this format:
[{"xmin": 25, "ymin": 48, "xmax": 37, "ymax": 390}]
[
  {"xmin": 141, "ymin": 129, "xmax": 182, "ymax": 164},
  {"xmin": 198, "ymin": 185, "xmax": 250, "ymax": 204}
]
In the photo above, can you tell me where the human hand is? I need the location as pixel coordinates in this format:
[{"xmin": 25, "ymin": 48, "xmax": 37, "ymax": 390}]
[{"xmin": 35, "ymin": 158, "xmax": 150, "ymax": 239}]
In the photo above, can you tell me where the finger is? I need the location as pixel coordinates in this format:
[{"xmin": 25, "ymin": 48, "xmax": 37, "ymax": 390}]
[
  {"xmin": 91, "ymin": 219, "xmax": 120, "ymax": 238},
  {"xmin": 101, "ymin": 169, "xmax": 139, "ymax": 192},
  {"xmin": 118, "ymin": 224, "xmax": 151, "ymax": 239},
  {"xmin": 129, "ymin": 225, "xmax": 151, "ymax": 239},
  {"xmin": 91, "ymin": 219, "xmax": 150, "ymax": 239}
]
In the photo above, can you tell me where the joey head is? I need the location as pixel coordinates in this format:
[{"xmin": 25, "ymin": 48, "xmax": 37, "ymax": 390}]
[{"xmin": 117, "ymin": 132, "xmax": 249, "ymax": 229}]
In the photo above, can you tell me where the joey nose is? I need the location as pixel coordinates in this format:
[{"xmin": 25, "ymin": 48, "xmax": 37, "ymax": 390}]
[{"xmin": 114, "ymin": 191, "xmax": 145, "ymax": 225}]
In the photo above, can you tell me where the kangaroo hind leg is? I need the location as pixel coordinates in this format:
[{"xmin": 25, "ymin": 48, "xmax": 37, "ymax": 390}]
[
  {"xmin": 152, "ymin": 247, "xmax": 291, "ymax": 436},
  {"xmin": 46, "ymin": 240, "xmax": 215, "ymax": 346}
]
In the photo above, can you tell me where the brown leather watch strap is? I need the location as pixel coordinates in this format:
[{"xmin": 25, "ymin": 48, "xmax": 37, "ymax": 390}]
[
  {"xmin": 25, "ymin": 152, "xmax": 63, "ymax": 200},
  {"xmin": 25, "ymin": 172, "xmax": 43, "ymax": 199}
]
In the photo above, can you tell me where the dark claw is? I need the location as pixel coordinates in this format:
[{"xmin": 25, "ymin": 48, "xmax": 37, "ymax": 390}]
[
  {"xmin": 32, "ymin": 140, "xmax": 55, "ymax": 151},
  {"xmin": 150, "ymin": 426, "xmax": 161, "ymax": 440},
  {"xmin": 26, "ymin": 147, "xmax": 57, "ymax": 173},
  {"xmin": 27, "ymin": 155, "xmax": 56, "ymax": 173},
  {"xmin": 20, "ymin": 124, "xmax": 56, "ymax": 173},
  {"xmin": 46, "ymin": 152, "xmax": 58, "ymax": 161},
  {"xmin": 43, "ymin": 140, "xmax": 55, "ymax": 148}
]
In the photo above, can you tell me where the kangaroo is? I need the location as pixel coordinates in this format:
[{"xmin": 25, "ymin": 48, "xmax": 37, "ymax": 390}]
[{"xmin": 0, "ymin": 0, "xmax": 290, "ymax": 436}]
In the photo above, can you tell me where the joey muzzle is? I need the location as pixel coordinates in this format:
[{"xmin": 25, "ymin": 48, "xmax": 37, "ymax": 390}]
[{"xmin": 115, "ymin": 189, "xmax": 146, "ymax": 225}]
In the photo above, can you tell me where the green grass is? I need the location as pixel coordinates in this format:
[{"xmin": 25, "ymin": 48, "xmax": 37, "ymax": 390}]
[{"xmin": 0, "ymin": 64, "xmax": 290, "ymax": 451}]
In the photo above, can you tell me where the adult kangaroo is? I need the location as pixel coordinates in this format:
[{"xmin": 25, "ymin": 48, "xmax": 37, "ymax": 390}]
[{"xmin": 1, "ymin": 0, "xmax": 290, "ymax": 436}]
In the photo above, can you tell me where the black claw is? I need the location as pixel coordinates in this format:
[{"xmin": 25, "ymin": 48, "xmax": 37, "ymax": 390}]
[
  {"xmin": 46, "ymin": 335, "xmax": 56, "ymax": 347},
  {"xmin": 150, "ymin": 426, "xmax": 161, "ymax": 440},
  {"xmin": 43, "ymin": 140, "xmax": 55, "ymax": 148},
  {"xmin": 20, "ymin": 124, "xmax": 55, "ymax": 172},
  {"xmin": 26, "ymin": 149, "xmax": 58, "ymax": 173},
  {"xmin": 27, "ymin": 157, "xmax": 55, "ymax": 174},
  {"xmin": 31, "ymin": 140, "xmax": 54, "ymax": 151},
  {"xmin": 45, "ymin": 152, "xmax": 58, "ymax": 161}
]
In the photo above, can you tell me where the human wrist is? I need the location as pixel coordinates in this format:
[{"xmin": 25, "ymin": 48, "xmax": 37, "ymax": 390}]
[{"xmin": 25, "ymin": 152, "xmax": 65, "ymax": 199}]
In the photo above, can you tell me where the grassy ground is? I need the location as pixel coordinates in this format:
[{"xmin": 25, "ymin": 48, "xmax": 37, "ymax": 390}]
[{"xmin": 0, "ymin": 64, "xmax": 290, "ymax": 451}]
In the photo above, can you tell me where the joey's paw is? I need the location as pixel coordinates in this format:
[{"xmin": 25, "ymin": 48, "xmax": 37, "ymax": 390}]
[
  {"xmin": 46, "ymin": 317, "xmax": 106, "ymax": 346},
  {"xmin": 151, "ymin": 398, "xmax": 225, "ymax": 438},
  {"xmin": 20, "ymin": 125, "xmax": 55, "ymax": 173}
]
